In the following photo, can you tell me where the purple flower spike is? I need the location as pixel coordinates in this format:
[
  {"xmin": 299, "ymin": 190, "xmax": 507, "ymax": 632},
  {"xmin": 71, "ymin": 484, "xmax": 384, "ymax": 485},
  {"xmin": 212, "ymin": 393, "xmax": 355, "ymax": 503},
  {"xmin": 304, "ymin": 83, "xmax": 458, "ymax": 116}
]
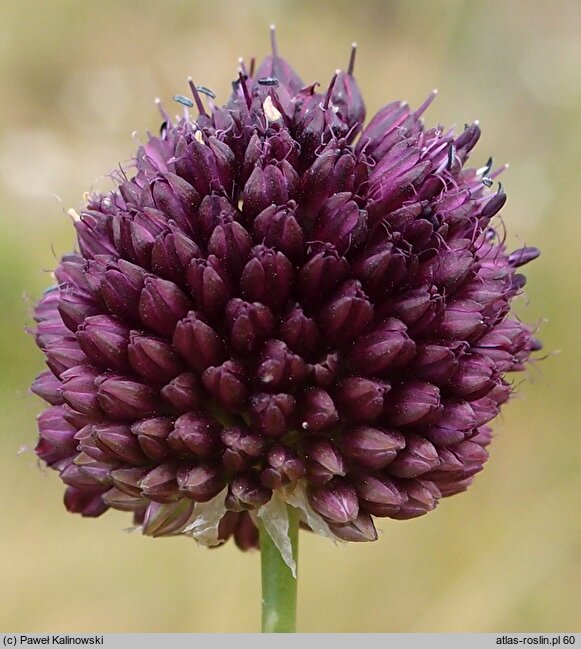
[{"xmin": 30, "ymin": 31, "xmax": 540, "ymax": 548}]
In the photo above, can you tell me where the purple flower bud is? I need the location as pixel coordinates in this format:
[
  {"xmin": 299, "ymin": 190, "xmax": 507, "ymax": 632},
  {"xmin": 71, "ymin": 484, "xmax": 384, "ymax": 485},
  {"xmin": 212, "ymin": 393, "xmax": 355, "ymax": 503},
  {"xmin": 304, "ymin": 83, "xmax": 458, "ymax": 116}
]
[
  {"xmin": 297, "ymin": 246, "xmax": 350, "ymax": 308},
  {"xmin": 150, "ymin": 174, "xmax": 200, "ymax": 233},
  {"xmin": 317, "ymin": 280, "xmax": 373, "ymax": 343},
  {"xmin": 339, "ymin": 425, "xmax": 405, "ymax": 469},
  {"xmin": 423, "ymin": 400, "xmax": 476, "ymax": 445},
  {"xmin": 448, "ymin": 354, "xmax": 496, "ymax": 400},
  {"xmin": 64, "ymin": 487, "xmax": 108, "ymax": 517},
  {"xmin": 151, "ymin": 230, "xmax": 201, "ymax": 286},
  {"xmin": 356, "ymin": 100, "xmax": 414, "ymax": 160},
  {"xmin": 383, "ymin": 381, "xmax": 441, "ymax": 426},
  {"xmin": 388, "ymin": 434, "xmax": 440, "ymax": 478},
  {"xmin": 353, "ymin": 243, "xmax": 407, "ymax": 299},
  {"xmin": 131, "ymin": 416, "xmax": 174, "ymax": 461},
  {"xmin": 240, "ymin": 246, "xmax": 293, "ymax": 311},
  {"xmin": 186, "ymin": 256, "xmax": 231, "ymax": 320},
  {"xmin": 194, "ymin": 194, "xmax": 238, "ymax": 244},
  {"xmin": 304, "ymin": 437, "xmax": 346, "ymax": 485},
  {"xmin": 335, "ymin": 377, "xmax": 390, "ymax": 422},
  {"xmin": 100, "ymin": 260, "xmax": 147, "ymax": 321},
  {"xmin": 31, "ymin": 370, "xmax": 64, "ymax": 405},
  {"xmin": 128, "ymin": 332, "xmax": 183, "ymax": 386},
  {"xmin": 172, "ymin": 312, "xmax": 226, "ymax": 373},
  {"xmin": 225, "ymin": 472, "xmax": 272, "ymax": 512},
  {"xmin": 207, "ymin": 221, "xmax": 252, "ymax": 277},
  {"xmin": 111, "ymin": 467, "xmax": 150, "ymax": 497},
  {"xmin": 221, "ymin": 427, "xmax": 267, "ymax": 472},
  {"xmin": 436, "ymin": 299, "xmax": 485, "ymax": 341},
  {"xmin": 347, "ymin": 318, "xmax": 416, "ymax": 375},
  {"xmin": 307, "ymin": 478, "xmax": 359, "ymax": 524},
  {"xmin": 298, "ymin": 387, "xmax": 339, "ymax": 432},
  {"xmin": 408, "ymin": 343, "xmax": 459, "ymax": 385},
  {"xmin": 45, "ymin": 335, "xmax": 87, "ymax": 378},
  {"xmin": 58, "ymin": 288, "xmax": 101, "ymax": 332},
  {"xmin": 312, "ymin": 193, "xmax": 368, "ymax": 254},
  {"xmin": 308, "ymin": 352, "xmax": 339, "ymax": 388},
  {"xmin": 354, "ymin": 474, "xmax": 406, "ymax": 517},
  {"xmin": 141, "ymin": 498, "xmax": 195, "ymax": 537},
  {"xmin": 332, "ymin": 48, "xmax": 366, "ymax": 131},
  {"xmin": 140, "ymin": 462, "xmax": 181, "ymax": 503},
  {"xmin": 389, "ymin": 479, "xmax": 440, "ymax": 520},
  {"xmin": 160, "ymin": 372, "xmax": 203, "ymax": 413},
  {"xmin": 279, "ymin": 307, "xmax": 320, "ymax": 356},
  {"xmin": 202, "ymin": 360, "xmax": 249, "ymax": 411},
  {"xmin": 329, "ymin": 512, "xmax": 378, "ymax": 542},
  {"xmin": 225, "ymin": 299, "xmax": 275, "ymax": 355},
  {"xmin": 59, "ymin": 365, "xmax": 102, "ymax": 417},
  {"xmin": 177, "ymin": 463, "xmax": 226, "ymax": 502},
  {"xmin": 168, "ymin": 412, "xmax": 222, "ymax": 457},
  {"xmin": 260, "ymin": 445, "xmax": 306, "ymax": 489},
  {"xmin": 480, "ymin": 191, "xmax": 507, "ymax": 219},
  {"xmin": 256, "ymin": 340, "xmax": 308, "ymax": 390},
  {"xmin": 249, "ymin": 392, "xmax": 296, "ymax": 438},
  {"xmin": 253, "ymin": 50, "xmax": 304, "ymax": 96},
  {"xmin": 242, "ymin": 163, "xmax": 291, "ymax": 218},
  {"xmin": 96, "ymin": 374, "xmax": 160, "ymax": 421},
  {"xmin": 37, "ymin": 406, "xmax": 78, "ymax": 451},
  {"xmin": 75, "ymin": 425, "xmax": 117, "ymax": 463},
  {"xmin": 450, "ymin": 440, "xmax": 489, "ymax": 476},
  {"xmin": 92, "ymin": 422, "xmax": 148, "ymax": 465},
  {"xmin": 101, "ymin": 487, "xmax": 147, "ymax": 512},
  {"xmin": 470, "ymin": 397, "xmax": 500, "ymax": 426},
  {"xmin": 138, "ymin": 277, "xmax": 193, "ymax": 337},
  {"xmin": 76, "ymin": 315, "xmax": 130, "ymax": 371},
  {"xmin": 252, "ymin": 203, "xmax": 305, "ymax": 261}
]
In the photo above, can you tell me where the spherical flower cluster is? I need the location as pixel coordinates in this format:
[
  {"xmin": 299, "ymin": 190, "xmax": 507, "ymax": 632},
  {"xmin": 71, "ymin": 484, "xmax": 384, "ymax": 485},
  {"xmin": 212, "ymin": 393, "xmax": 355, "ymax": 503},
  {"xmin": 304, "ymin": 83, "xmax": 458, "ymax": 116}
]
[{"xmin": 31, "ymin": 34, "xmax": 540, "ymax": 549}]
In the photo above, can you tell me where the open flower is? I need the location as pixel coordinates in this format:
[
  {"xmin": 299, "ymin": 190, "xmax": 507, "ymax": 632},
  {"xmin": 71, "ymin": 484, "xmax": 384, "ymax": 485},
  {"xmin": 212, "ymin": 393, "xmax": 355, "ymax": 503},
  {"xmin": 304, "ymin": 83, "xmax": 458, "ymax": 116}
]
[{"xmin": 30, "ymin": 34, "xmax": 540, "ymax": 553}]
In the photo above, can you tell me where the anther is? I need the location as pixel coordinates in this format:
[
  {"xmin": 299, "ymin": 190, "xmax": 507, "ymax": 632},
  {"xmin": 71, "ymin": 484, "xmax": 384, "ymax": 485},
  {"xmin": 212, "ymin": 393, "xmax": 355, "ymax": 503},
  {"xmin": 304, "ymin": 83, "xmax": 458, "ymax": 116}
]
[
  {"xmin": 258, "ymin": 77, "xmax": 279, "ymax": 86},
  {"xmin": 173, "ymin": 95, "xmax": 194, "ymax": 108}
]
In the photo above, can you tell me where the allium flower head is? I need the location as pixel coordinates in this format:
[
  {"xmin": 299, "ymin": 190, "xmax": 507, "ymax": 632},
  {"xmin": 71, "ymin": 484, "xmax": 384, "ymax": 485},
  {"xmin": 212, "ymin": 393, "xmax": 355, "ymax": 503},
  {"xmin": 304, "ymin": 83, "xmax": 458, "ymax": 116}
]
[{"xmin": 31, "ymin": 31, "xmax": 540, "ymax": 552}]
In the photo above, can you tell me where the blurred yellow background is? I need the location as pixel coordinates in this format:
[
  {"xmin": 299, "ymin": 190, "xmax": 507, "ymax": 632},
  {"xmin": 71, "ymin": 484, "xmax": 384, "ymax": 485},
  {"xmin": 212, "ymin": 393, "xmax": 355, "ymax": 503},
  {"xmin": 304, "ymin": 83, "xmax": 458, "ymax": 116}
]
[{"xmin": 1, "ymin": 0, "xmax": 579, "ymax": 633}]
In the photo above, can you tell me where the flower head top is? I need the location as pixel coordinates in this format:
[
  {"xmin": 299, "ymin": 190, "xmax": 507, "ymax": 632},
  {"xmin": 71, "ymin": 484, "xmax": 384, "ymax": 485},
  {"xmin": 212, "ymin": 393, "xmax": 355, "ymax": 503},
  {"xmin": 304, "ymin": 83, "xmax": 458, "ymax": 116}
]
[{"xmin": 31, "ymin": 29, "xmax": 540, "ymax": 550}]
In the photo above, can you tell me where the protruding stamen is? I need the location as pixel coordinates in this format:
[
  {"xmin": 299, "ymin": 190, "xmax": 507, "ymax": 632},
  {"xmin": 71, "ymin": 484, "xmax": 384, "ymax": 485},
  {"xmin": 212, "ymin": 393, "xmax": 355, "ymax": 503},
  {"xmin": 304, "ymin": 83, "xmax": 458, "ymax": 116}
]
[
  {"xmin": 490, "ymin": 163, "xmax": 509, "ymax": 180},
  {"xmin": 238, "ymin": 70, "xmax": 252, "ymax": 109},
  {"xmin": 414, "ymin": 89, "xmax": 438, "ymax": 119},
  {"xmin": 270, "ymin": 24, "xmax": 278, "ymax": 58},
  {"xmin": 238, "ymin": 57, "xmax": 248, "ymax": 77},
  {"xmin": 348, "ymin": 42, "xmax": 357, "ymax": 76},
  {"xmin": 323, "ymin": 71, "xmax": 340, "ymax": 110},
  {"xmin": 249, "ymin": 57, "xmax": 256, "ymax": 78},
  {"xmin": 155, "ymin": 98, "xmax": 170, "ymax": 123},
  {"xmin": 187, "ymin": 77, "xmax": 207, "ymax": 116}
]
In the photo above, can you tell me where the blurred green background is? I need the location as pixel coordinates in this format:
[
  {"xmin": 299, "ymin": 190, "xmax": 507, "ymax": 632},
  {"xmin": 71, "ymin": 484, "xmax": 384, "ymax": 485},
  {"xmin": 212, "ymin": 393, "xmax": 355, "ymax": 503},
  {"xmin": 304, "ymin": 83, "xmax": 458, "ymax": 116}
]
[{"xmin": 1, "ymin": 0, "xmax": 579, "ymax": 633}]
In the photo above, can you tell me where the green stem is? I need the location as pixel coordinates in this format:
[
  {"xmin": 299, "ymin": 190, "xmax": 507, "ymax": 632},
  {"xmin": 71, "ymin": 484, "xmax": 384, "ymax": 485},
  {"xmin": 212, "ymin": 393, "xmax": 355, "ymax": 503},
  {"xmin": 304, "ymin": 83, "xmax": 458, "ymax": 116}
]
[{"xmin": 259, "ymin": 505, "xmax": 299, "ymax": 633}]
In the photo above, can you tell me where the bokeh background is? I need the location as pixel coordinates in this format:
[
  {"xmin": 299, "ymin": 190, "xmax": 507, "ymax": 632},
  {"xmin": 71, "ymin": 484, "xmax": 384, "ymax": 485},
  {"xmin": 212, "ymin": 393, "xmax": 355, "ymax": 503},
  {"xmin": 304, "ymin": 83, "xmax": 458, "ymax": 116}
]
[{"xmin": 1, "ymin": 0, "xmax": 579, "ymax": 633}]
